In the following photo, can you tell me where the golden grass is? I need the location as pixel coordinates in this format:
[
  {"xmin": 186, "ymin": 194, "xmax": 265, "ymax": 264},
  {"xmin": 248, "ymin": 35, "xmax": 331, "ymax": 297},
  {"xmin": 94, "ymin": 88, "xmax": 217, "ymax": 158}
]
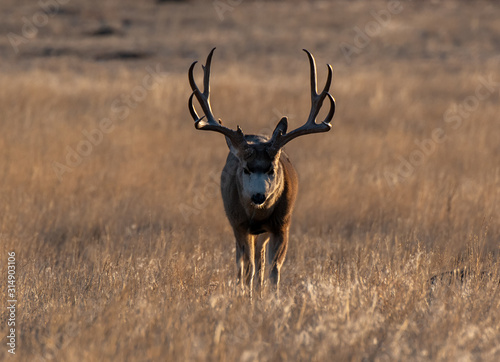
[{"xmin": 0, "ymin": 0, "xmax": 499, "ymax": 361}]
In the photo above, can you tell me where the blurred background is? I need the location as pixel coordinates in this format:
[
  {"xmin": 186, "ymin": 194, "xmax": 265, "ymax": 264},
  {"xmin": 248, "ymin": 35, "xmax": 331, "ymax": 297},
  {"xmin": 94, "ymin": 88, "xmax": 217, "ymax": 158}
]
[{"xmin": 1, "ymin": 0, "xmax": 498, "ymax": 253}]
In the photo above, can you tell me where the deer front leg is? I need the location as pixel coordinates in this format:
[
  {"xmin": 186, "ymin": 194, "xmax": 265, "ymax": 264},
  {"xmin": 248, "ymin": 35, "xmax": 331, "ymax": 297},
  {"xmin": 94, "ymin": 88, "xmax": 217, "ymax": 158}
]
[
  {"xmin": 269, "ymin": 228, "xmax": 289, "ymax": 297},
  {"xmin": 255, "ymin": 235, "xmax": 269, "ymax": 298},
  {"xmin": 234, "ymin": 229, "xmax": 255, "ymax": 298}
]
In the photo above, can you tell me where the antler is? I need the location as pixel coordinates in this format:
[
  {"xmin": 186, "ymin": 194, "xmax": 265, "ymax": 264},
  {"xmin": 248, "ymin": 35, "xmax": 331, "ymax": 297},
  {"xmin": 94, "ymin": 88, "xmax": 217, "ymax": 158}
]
[
  {"xmin": 268, "ymin": 49, "xmax": 335, "ymax": 155},
  {"xmin": 188, "ymin": 48, "xmax": 248, "ymax": 149}
]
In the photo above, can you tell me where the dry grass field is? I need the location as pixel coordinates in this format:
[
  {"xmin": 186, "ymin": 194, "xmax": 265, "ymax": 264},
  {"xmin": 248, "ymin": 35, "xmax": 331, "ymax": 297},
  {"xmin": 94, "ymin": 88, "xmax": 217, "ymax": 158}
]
[{"xmin": 1, "ymin": 0, "xmax": 500, "ymax": 361}]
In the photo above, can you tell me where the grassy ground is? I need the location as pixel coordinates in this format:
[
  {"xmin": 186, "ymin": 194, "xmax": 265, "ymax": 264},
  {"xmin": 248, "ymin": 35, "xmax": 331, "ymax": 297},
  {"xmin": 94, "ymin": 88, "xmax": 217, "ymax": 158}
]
[{"xmin": 0, "ymin": 0, "xmax": 499, "ymax": 361}]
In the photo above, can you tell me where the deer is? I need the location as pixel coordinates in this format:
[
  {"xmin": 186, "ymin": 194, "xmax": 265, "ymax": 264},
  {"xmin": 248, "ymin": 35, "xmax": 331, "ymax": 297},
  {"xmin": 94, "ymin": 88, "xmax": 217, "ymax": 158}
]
[{"xmin": 188, "ymin": 48, "xmax": 335, "ymax": 297}]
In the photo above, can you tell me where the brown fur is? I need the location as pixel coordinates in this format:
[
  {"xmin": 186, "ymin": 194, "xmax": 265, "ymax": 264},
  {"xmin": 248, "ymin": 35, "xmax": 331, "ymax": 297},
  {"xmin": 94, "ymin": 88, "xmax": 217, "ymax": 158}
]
[{"xmin": 221, "ymin": 138, "xmax": 298, "ymax": 297}]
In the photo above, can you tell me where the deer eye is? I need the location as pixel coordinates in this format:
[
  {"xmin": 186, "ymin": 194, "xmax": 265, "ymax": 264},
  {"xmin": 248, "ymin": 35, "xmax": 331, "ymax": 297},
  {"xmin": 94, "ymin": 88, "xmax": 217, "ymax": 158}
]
[{"xmin": 243, "ymin": 167, "xmax": 251, "ymax": 175}]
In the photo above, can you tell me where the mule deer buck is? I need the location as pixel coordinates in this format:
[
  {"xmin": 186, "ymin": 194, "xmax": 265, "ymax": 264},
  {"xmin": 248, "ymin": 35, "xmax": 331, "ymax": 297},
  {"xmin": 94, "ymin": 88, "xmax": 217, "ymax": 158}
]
[{"xmin": 188, "ymin": 48, "xmax": 335, "ymax": 297}]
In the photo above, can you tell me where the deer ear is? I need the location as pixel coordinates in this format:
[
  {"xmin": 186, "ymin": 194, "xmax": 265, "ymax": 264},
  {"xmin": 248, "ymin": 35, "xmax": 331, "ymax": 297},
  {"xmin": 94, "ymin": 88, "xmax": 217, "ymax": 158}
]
[
  {"xmin": 272, "ymin": 117, "xmax": 288, "ymax": 139},
  {"xmin": 267, "ymin": 117, "xmax": 288, "ymax": 158},
  {"xmin": 225, "ymin": 136, "xmax": 238, "ymax": 154},
  {"xmin": 226, "ymin": 136, "xmax": 254, "ymax": 160}
]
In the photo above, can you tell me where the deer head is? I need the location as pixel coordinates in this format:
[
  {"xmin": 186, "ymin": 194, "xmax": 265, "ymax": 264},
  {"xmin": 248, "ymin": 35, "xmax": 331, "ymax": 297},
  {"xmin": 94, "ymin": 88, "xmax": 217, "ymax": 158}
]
[{"xmin": 188, "ymin": 48, "xmax": 335, "ymax": 208}]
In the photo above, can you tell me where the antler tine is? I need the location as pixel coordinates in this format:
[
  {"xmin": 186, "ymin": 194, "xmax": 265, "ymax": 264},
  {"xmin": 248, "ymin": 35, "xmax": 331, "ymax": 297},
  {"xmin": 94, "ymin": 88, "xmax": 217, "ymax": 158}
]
[
  {"xmin": 188, "ymin": 92, "xmax": 203, "ymax": 123},
  {"xmin": 201, "ymin": 47, "xmax": 215, "ymax": 96},
  {"xmin": 304, "ymin": 49, "xmax": 318, "ymax": 96},
  {"xmin": 268, "ymin": 50, "xmax": 335, "ymax": 154},
  {"xmin": 188, "ymin": 49, "xmax": 217, "ymax": 126},
  {"xmin": 304, "ymin": 49, "xmax": 333, "ymax": 127},
  {"xmin": 188, "ymin": 48, "xmax": 248, "ymax": 148}
]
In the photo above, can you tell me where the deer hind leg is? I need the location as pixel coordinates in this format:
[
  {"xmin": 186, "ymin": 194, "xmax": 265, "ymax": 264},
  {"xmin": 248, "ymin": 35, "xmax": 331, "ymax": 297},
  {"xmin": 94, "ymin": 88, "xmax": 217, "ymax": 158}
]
[
  {"xmin": 234, "ymin": 231, "xmax": 255, "ymax": 298},
  {"xmin": 268, "ymin": 230, "xmax": 289, "ymax": 297}
]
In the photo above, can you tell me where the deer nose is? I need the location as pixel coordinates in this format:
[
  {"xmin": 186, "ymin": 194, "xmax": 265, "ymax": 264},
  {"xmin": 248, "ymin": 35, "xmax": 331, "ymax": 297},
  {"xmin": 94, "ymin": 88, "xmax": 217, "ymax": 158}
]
[{"xmin": 251, "ymin": 193, "xmax": 266, "ymax": 205}]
